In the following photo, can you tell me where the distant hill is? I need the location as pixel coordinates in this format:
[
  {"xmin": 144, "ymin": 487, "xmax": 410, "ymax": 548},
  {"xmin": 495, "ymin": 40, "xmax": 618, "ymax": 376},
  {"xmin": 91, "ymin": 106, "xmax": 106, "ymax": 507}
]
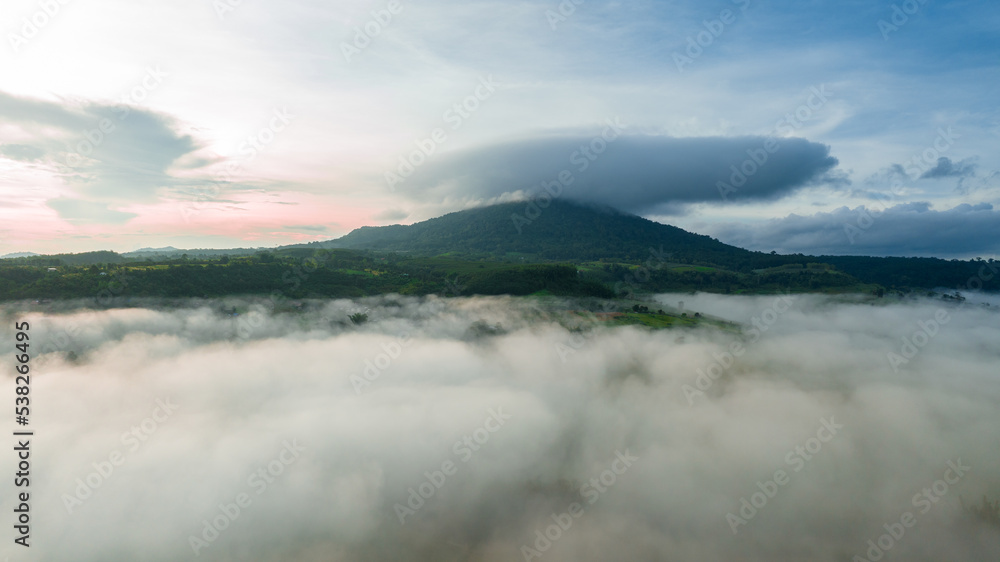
[
  {"xmin": 122, "ymin": 247, "xmax": 262, "ymax": 258},
  {"xmin": 1, "ymin": 250, "xmax": 126, "ymax": 266},
  {"xmin": 300, "ymin": 200, "xmax": 755, "ymax": 265},
  {"xmin": 0, "ymin": 252, "xmax": 39, "ymax": 259},
  {"xmin": 125, "ymin": 246, "xmax": 181, "ymax": 255}
]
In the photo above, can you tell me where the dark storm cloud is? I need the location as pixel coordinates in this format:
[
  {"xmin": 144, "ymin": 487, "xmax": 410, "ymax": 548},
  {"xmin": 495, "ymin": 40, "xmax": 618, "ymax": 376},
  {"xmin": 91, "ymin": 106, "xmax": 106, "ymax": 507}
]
[
  {"xmin": 705, "ymin": 202, "xmax": 1000, "ymax": 257},
  {"xmin": 401, "ymin": 135, "xmax": 842, "ymax": 214}
]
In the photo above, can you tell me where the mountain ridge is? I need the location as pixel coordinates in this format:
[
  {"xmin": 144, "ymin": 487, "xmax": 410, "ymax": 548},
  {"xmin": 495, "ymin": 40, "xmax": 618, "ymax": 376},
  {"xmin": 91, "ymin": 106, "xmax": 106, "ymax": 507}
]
[
  {"xmin": 2, "ymin": 200, "xmax": 996, "ymax": 298},
  {"xmin": 296, "ymin": 199, "xmax": 754, "ymax": 264}
]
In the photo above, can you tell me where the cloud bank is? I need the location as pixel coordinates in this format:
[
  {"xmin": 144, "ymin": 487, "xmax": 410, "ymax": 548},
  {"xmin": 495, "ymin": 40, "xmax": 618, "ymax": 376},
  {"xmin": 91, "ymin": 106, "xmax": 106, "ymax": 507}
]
[
  {"xmin": 1, "ymin": 294, "xmax": 998, "ymax": 561},
  {"xmin": 703, "ymin": 202, "xmax": 1000, "ymax": 257},
  {"xmin": 921, "ymin": 157, "xmax": 978, "ymax": 180},
  {"xmin": 402, "ymin": 135, "xmax": 842, "ymax": 215},
  {"xmin": 0, "ymin": 89, "xmax": 201, "ymax": 222}
]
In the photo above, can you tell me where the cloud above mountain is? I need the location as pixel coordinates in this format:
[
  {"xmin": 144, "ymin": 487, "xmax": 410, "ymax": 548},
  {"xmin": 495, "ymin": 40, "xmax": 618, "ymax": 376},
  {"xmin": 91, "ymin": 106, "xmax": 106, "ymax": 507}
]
[{"xmin": 399, "ymin": 135, "xmax": 843, "ymax": 215}]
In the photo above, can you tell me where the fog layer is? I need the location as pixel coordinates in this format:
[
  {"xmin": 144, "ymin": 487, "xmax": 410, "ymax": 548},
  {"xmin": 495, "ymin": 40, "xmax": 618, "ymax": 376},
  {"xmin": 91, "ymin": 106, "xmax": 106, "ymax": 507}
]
[{"xmin": 1, "ymin": 294, "xmax": 998, "ymax": 561}]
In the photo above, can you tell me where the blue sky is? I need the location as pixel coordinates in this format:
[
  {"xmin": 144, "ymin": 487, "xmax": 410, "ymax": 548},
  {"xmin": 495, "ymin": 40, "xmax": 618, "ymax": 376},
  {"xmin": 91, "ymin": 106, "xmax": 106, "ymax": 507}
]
[{"xmin": 0, "ymin": 0, "xmax": 997, "ymax": 257}]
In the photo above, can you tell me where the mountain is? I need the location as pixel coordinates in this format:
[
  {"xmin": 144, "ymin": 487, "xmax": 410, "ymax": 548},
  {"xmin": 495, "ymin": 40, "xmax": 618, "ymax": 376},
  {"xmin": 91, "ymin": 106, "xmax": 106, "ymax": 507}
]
[
  {"xmin": 121, "ymin": 247, "xmax": 262, "ymax": 258},
  {"xmin": 126, "ymin": 246, "xmax": 181, "ymax": 254},
  {"xmin": 306, "ymin": 200, "xmax": 754, "ymax": 264},
  {"xmin": 297, "ymin": 199, "xmax": 998, "ymax": 293},
  {"xmin": 1, "ymin": 201, "xmax": 996, "ymax": 301},
  {"xmin": 1, "ymin": 252, "xmax": 39, "ymax": 259}
]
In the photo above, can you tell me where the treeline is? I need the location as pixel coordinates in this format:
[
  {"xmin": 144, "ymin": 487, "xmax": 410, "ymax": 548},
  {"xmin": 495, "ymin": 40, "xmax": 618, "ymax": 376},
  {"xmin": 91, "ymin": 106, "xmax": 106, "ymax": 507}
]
[
  {"xmin": 3, "ymin": 244, "xmax": 996, "ymax": 303},
  {"xmin": 0, "ymin": 251, "xmax": 612, "ymax": 302},
  {"xmin": 818, "ymin": 256, "xmax": 1000, "ymax": 293},
  {"xmin": 582, "ymin": 262, "xmax": 866, "ymax": 295}
]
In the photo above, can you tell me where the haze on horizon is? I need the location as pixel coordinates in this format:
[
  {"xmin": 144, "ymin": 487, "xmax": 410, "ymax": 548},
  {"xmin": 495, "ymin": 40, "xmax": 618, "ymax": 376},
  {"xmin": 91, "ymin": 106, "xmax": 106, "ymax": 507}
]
[{"xmin": 1, "ymin": 0, "xmax": 998, "ymax": 258}]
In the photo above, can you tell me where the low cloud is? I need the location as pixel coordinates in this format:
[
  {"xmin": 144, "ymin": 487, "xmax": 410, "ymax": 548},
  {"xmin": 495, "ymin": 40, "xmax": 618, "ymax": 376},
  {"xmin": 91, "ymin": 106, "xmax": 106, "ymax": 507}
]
[
  {"xmin": 0, "ymin": 143, "xmax": 46, "ymax": 162},
  {"xmin": 704, "ymin": 202, "xmax": 1000, "ymax": 257},
  {"xmin": 281, "ymin": 224, "xmax": 331, "ymax": 234},
  {"xmin": 402, "ymin": 135, "xmax": 843, "ymax": 215},
  {"xmin": 374, "ymin": 208, "xmax": 410, "ymax": 222},
  {"xmin": 46, "ymin": 198, "xmax": 139, "ymax": 225},
  {"xmin": 0, "ymin": 90, "xmax": 204, "ymax": 222},
  {"xmin": 921, "ymin": 157, "xmax": 978, "ymax": 179},
  {"xmin": 2, "ymin": 294, "xmax": 998, "ymax": 561}
]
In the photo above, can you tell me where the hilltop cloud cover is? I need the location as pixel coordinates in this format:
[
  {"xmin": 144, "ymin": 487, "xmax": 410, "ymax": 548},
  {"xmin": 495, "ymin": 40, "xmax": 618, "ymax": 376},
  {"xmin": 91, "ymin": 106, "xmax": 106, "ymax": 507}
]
[{"xmin": 402, "ymin": 135, "xmax": 843, "ymax": 215}]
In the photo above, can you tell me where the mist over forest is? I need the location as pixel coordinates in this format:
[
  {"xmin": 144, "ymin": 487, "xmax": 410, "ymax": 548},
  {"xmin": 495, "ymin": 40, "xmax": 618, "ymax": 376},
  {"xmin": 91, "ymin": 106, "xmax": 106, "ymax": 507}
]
[{"xmin": 2, "ymin": 294, "xmax": 998, "ymax": 561}]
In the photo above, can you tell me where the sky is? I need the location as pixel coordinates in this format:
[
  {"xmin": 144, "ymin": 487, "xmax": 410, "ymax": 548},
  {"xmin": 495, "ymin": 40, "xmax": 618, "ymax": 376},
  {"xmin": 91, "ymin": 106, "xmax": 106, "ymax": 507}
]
[{"xmin": 0, "ymin": 0, "xmax": 998, "ymax": 257}]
